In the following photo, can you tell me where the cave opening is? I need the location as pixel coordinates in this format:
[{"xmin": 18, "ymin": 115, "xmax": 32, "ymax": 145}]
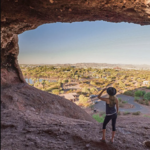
[
  {"xmin": 1, "ymin": 0, "xmax": 150, "ymax": 149},
  {"xmin": 18, "ymin": 20, "xmax": 150, "ymax": 110}
]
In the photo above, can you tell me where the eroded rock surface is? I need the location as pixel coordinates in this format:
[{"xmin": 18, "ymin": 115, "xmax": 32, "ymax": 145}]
[
  {"xmin": 1, "ymin": 1, "xmax": 150, "ymax": 150},
  {"xmin": 1, "ymin": 84, "xmax": 150, "ymax": 150},
  {"xmin": 1, "ymin": 34, "xmax": 25, "ymax": 86},
  {"xmin": 1, "ymin": 84, "xmax": 95, "ymax": 122}
]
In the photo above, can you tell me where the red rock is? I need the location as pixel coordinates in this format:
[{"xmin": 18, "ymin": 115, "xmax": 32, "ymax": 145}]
[{"xmin": 1, "ymin": 1, "xmax": 150, "ymax": 150}]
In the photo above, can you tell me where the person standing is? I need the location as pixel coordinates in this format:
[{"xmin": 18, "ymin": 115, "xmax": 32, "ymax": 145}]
[{"xmin": 98, "ymin": 87, "xmax": 119, "ymax": 143}]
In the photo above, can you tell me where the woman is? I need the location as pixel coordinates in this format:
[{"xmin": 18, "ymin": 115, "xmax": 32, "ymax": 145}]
[{"xmin": 98, "ymin": 87, "xmax": 119, "ymax": 143}]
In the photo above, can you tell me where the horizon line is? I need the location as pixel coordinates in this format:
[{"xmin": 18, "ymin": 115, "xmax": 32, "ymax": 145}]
[{"xmin": 19, "ymin": 62, "xmax": 150, "ymax": 66}]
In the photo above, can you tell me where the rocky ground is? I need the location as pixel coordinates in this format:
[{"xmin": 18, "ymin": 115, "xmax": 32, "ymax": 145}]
[
  {"xmin": 1, "ymin": 84, "xmax": 150, "ymax": 150},
  {"xmin": 1, "ymin": 83, "xmax": 94, "ymax": 122}
]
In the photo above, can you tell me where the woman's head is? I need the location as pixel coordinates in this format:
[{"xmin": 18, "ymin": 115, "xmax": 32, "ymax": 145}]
[{"xmin": 107, "ymin": 87, "xmax": 117, "ymax": 96}]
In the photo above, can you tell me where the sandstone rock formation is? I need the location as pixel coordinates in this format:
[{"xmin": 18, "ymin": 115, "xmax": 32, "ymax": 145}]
[
  {"xmin": 1, "ymin": 34, "xmax": 25, "ymax": 86},
  {"xmin": 1, "ymin": 0, "xmax": 150, "ymax": 149},
  {"xmin": 1, "ymin": 93, "xmax": 150, "ymax": 150},
  {"xmin": 1, "ymin": 83, "xmax": 95, "ymax": 122}
]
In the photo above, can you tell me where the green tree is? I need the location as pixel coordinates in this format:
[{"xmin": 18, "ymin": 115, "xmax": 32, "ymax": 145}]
[
  {"xmin": 134, "ymin": 90, "xmax": 146, "ymax": 97},
  {"xmin": 144, "ymin": 92, "xmax": 150, "ymax": 101},
  {"xmin": 79, "ymin": 95, "xmax": 89, "ymax": 107},
  {"xmin": 41, "ymin": 80, "xmax": 46, "ymax": 89}
]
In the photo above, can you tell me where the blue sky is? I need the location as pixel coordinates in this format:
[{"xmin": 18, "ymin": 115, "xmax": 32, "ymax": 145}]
[{"xmin": 18, "ymin": 21, "xmax": 150, "ymax": 65}]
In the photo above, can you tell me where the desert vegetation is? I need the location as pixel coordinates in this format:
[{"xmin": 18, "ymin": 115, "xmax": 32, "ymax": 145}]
[
  {"xmin": 20, "ymin": 65, "xmax": 150, "ymax": 108},
  {"xmin": 92, "ymin": 113, "xmax": 106, "ymax": 123},
  {"xmin": 134, "ymin": 90, "xmax": 150, "ymax": 105}
]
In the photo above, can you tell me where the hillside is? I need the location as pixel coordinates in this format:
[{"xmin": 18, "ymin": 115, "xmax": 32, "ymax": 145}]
[
  {"xmin": 1, "ymin": 83, "xmax": 150, "ymax": 150},
  {"xmin": 20, "ymin": 63, "xmax": 150, "ymax": 70}
]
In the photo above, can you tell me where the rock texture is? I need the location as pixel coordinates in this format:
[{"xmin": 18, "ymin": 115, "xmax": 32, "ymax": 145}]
[
  {"xmin": 1, "ymin": 84, "xmax": 150, "ymax": 150},
  {"xmin": 1, "ymin": 87, "xmax": 150, "ymax": 150},
  {"xmin": 1, "ymin": 1, "xmax": 150, "ymax": 150},
  {"xmin": 1, "ymin": 83, "xmax": 95, "ymax": 122},
  {"xmin": 1, "ymin": 34, "xmax": 25, "ymax": 86}
]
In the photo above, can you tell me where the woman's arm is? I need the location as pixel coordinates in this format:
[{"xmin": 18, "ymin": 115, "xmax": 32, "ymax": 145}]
[
  {"xmin": 97, "ymin": 88, "xmax": 109, "ymax": 102},
  {"xmin": 116, "ymin": 98, "xmax": 119, "ymax": 113}
]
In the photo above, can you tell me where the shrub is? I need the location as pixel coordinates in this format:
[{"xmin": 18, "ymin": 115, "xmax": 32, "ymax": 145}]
[
  {"xmin": 62, "ymin": 79, "xmax": 68, "ymax": 83},
  {"xmin": 92, "ymin": 114, "xmax": 105, "ymax": 123},
  {"xmin": 124, "ymin": 90, "xmax": 134, "ymax": 96},
  {"xmin": 79, "ymin": 95, "xmax": 89, "ymax": 107},
  {"xmin": 135, "ymin": 99, "xmax": 139, "ymax": 102},
  {"xmin": 132, "ymin": 111, "xmax": 141, "ymax": 115},
  {"xmin": 52, "ymin": 89, "xmax": 59, "ymax": 95},
  {"xmin": 122, "ymin": 100, "xmax": 127, "ymax": 104},
  {"xmin": 90, "ymin": 87, "xmax": 98, "ymax": 94},
  {"xmin": 60, "ymin": 90, "xmax": 64, "ymax": 94},
  {"xmin": 118, "ymin": 98, "xmax": 122, "ymax": 102},
  {"xmin": 123, "ymin": 111, "xmax": 131, "ymax": 115},
  {"xmin": 145, "ymin": 100, "xmax": 149, "ymax": 105},
  {"xmin": 84, "ymin": 102, "xmax": 91, "ymax": 107},
  {"xmin": 144, "ymin": 92, "xmax": 150, "ymax": 101},
  {"xmin": 139, "ymin": 100, "xmax": 144, "ymax": 104},
  {"xmin": 134, "ymin": 90, "xmax": 146, "ymax": 97},
  {"xmin": 134, "ymin": 96, "xmax": 140, "ymax": 101},
  {"xmin": 82, "ymin": 87, "xmax": 90, "ymax": 94},
  {"xmin": 89, "ymin": 104, "xmax": 94, "ymax": 110},
  {"xmin": 144, "ymin": 115, "xmax": 150, "ymax": 118}
]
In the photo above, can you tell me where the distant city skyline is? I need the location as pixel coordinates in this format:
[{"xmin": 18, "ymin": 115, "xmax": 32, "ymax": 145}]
[{"xmin": 18, "ymin": 21, "xmax": 150, "ymax": 65}]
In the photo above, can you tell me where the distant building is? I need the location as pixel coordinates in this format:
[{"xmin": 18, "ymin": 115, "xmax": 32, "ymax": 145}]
[
  {"xmin": 143, "ymin": 81, "xmax": 150, "ymax": 86},
  {"xmin": 113, "ymin": 66, "xmax": 122, "ymax": 70}
]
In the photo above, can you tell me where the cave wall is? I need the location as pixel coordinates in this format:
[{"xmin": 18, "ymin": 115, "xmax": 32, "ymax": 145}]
[
  {"xmin": 1, "ymin": 0, "xmax": 150, "ymax": 85},
  {"xmin": 1, "ymin": 34, "xmax": 25, "ymax": 86}
]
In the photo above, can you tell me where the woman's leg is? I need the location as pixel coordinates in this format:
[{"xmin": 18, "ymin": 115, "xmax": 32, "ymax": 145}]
[
  {"xmin": 111, "ymin": 131, "xmax": 115, "ymax": 142},
  {"xmin": 111, "ymin": 114, "xmax": 117, "ymax": 142},
  {"xmin": 102, "ymin": 129, "xmax": 106, "ymax": 140},
  {"xmin": 102, "ymin": 116, "xmax": 111, "ymax": 140}
]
